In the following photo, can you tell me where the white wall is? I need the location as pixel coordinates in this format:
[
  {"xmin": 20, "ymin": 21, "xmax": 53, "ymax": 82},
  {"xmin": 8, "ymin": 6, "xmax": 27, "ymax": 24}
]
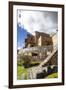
[{"xmin": 0, "ymin": 0, "xmax": 66, "ymax": 90}]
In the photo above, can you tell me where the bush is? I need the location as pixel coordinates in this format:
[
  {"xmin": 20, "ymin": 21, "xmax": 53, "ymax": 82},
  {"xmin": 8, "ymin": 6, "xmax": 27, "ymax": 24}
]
[
  {"xmin": 22, "ymin": 55, "xmax": 31, "ymax": 68},
  {"xmin": 47, "ymin": 66, "xmax": 52, "ymax": 74},
  {"xmin": 17, "ymin": 60, "xmax": 24, "ymax": 66},
  {"xmin": 52, "ymin": 66, "xmax": 58, "ymax": 73},
  {"xmin": 17, "ymin": 55, "xmax": 40, "ymax": 68}
]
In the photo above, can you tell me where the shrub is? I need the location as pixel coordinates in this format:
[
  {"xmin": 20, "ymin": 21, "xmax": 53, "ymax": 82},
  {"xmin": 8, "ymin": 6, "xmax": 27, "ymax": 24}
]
[{"xmin": 22, "ymin": 55, "xmax": 31, "ymax": 68}]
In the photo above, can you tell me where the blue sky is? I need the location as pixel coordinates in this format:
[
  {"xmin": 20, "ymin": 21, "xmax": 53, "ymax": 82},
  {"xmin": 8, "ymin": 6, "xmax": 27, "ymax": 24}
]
[{"xmin": 17, "ymin": 24, "xmax": 29, "ymax": 49}]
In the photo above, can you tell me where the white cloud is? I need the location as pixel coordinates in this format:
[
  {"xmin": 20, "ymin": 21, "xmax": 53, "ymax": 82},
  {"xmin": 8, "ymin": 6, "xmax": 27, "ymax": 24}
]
[
  {"xmin": 17, "ymin": 46, "xmax": 22, "ymax": 50},
  {"xmin": 18, "ymin": 10, "xmax": 58, "ymax": 35}
]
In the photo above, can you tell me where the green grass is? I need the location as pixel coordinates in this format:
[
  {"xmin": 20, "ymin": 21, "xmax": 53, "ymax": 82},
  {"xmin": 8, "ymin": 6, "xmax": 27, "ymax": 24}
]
[
  {"xmin": 17, "ymin": 59, "xmax": 42, "ymax": 80},
  {"xmin": 45, "ymin": 73, "xmax": 58, "ymax": 78},
  {"xmin": 17, "ymin": 65, "xmax": 28, "ymax": 80}
]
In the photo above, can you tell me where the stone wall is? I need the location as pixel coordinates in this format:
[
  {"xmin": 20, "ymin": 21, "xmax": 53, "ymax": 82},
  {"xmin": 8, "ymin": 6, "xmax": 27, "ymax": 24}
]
[
  {"xmin": 52, "ymin": 32, "xmax": 58, "ymax": 48},
  {"xmin": 35, "ymin": 31, "xmax": 53, "ymax": 46},
  {"xmin": 43, "ymin": 50, "xmax": 58, "ymax": 67}
]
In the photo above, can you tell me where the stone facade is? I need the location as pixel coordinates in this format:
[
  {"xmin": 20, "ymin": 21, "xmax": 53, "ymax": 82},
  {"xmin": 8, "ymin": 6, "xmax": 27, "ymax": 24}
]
[
  {"xmin": 25, "ymin": 31, "xmax": 53, "ymax": 48},
  {"xmin": 52, "ymin": 32, "xmax": 58, "ymax": 49},
  {"xmin": 25, "ymin": 34, "xmax": 35, "ymax": 48},
  {"xmin": 23, "ymin": 31, "xmax": 54, "ymax": 60}
]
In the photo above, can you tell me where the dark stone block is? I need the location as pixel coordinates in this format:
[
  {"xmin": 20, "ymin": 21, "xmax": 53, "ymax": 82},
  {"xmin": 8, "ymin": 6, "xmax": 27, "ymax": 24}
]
[
  {"xmin": 52, "ymin": 66, "xmax": 58, "ymax": 73},
  {"xmin": 36, "ymin": 72, "xmax": 44, "ymax": 79},
  {"xmin": 43, "ymin": 70, "xmax": 47, "ymax": 77}
]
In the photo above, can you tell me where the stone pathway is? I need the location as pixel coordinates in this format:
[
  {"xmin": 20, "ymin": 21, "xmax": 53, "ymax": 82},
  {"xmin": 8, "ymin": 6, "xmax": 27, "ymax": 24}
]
[
  {"xmin": 21, "ymin": 73, "xmax": 25, "ymax": 80},
  {"xmin": 28, "ymin": 65, "xmax": 57, "ymax": 79}
]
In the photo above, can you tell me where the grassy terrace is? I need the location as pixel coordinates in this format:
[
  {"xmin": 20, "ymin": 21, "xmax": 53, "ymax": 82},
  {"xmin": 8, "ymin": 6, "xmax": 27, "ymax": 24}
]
[
  {"xmin": 17, "ymin": 60, "xmax": 41, "ymax": 80},
  {"xmin": 17, "ymin": 65, "xmax": 28, "ymax": 80},
  {"xmin": 45, "ymin": 73, "xmax": 58, "ymax": 78}
]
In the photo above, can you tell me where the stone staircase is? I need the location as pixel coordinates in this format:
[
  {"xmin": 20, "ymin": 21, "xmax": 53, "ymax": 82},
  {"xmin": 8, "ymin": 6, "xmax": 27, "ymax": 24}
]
[{"xmin": 28, "ymin": 48, "xmax": 58, "ymax": 79}]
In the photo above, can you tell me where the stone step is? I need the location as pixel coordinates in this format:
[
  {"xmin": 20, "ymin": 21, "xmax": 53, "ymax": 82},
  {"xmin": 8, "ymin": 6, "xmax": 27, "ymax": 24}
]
[{"xmin": 28, "ymin": 65, "xmax": 58, "ymax": 79}]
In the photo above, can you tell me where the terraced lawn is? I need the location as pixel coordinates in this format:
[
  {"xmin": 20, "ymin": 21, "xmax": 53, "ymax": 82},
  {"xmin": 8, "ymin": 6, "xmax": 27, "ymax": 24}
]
[
  {"xmin": 45, "ymin": 72, "xmax": 58, "ymax": 78},
  {"xmin": 17, "ymin": 65, "xmax": 28, "ymax": 80}
]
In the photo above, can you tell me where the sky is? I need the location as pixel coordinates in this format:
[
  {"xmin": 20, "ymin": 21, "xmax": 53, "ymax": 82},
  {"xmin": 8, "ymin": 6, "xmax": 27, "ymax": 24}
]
[
  {"xmin": 17, "ymin": 9, "xmax": 58, "ymax": 49},
  {"xmin": 17, "ymin": 24, "xmax": 31, "ymax": 49}
]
